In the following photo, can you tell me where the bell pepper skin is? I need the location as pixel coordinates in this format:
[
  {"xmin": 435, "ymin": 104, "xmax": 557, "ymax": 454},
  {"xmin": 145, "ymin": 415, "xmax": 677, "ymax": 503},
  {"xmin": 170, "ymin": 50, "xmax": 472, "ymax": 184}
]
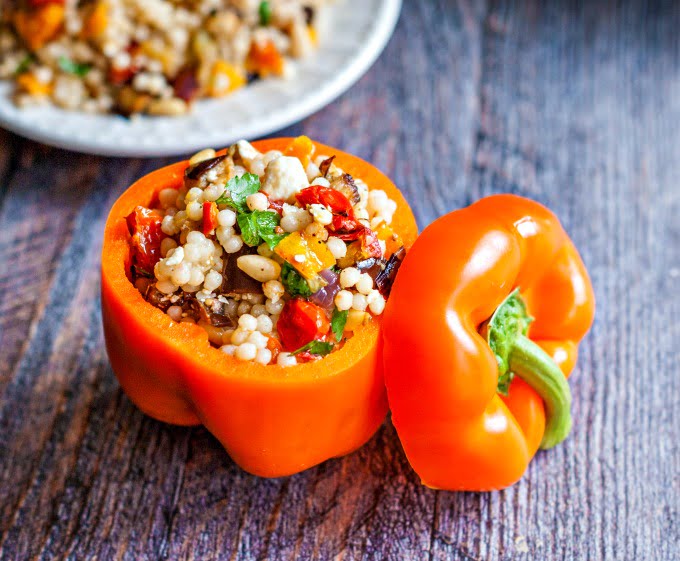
[
  {"xmin": 101, "ymin": 138, "xmax": 417, "ymax": 477},
  {"xmin": 383, "ymin": 194, "xmax": 594, "ymax": 491}
]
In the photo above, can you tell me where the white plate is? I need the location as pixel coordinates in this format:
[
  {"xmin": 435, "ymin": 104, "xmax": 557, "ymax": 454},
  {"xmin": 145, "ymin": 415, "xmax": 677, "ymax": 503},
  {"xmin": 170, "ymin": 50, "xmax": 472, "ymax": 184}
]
[{"xmin": 0, "ymin": 0, "xmax": 401, "ymax": 157}]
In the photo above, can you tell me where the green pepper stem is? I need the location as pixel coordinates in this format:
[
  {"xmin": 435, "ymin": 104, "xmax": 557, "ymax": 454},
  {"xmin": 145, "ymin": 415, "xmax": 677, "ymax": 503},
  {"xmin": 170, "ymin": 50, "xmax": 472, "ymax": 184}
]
[{"xmin": 508, "ymin": 335, "xmax": 572, "ymax": 450}]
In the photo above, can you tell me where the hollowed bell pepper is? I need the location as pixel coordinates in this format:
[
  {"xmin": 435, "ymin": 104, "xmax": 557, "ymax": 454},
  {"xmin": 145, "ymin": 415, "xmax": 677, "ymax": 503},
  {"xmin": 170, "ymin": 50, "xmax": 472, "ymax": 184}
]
[
  {"xmin": 101, "ymin": 138, "xmax": 417, "ymax": 477},
  {"xmin": 383, "ymin": 194, "xmax": 595, "ymax": 491}
]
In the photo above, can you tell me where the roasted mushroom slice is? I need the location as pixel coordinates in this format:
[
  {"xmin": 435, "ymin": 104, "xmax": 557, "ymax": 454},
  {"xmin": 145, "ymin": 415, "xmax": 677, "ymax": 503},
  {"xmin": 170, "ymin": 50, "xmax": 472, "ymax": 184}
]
[
  {"xmin": 355, "ymin": 256, "xmax": 385, "ymax": 279},
  {"xmin": 115, "ymin": 86, "xmax": 152, "ymax": 116},
  {"xmin": 319, "ymin": 155, "xmax": 335, "ymax": 178},
  {"xmin": 374, "ymin": 246, "xmax": 406, "ymax": 296},
  {"xmin": 190, "ymin": 297, "xmax": 237, "ymax": 328},
  {"xmin": 184, "ymin": 155, "xmax": 228, "ymax": 189},
  {"xmin": 330, "ymin": 173, "xmax": 360, "ymax": 205},
  {"xmin": 144, "ymin": 284, "xmax": 185, "ymax": 311}
]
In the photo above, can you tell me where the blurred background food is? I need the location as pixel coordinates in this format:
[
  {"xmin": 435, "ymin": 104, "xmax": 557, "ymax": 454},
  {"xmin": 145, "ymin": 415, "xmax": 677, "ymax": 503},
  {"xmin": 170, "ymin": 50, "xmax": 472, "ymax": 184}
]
[{"xmin": 0, "ymin": 0, "xmax": 327, "ymax": 116}]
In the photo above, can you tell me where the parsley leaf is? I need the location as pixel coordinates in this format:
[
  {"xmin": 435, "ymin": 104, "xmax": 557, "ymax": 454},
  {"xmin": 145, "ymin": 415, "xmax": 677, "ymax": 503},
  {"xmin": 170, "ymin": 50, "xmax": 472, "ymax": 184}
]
[
  {"xmin": 331, "ymin": 308, "xmax": 348, "ymax": 342},
  {"xmin": 14, "ymin": 55, "xmax": 33, "ymax": 76},
  {"xmin": 237, "ymin": 212, "xmax": 261, "ymax": 246},
  {"xmin": 281, "ymin": 262, "xmax": 312, "ymax": 297},
  {"xmin": 58, "ymin": 56, "xmax": 91, "ymax": 77},
  {"xmin": 236, "ymin": 210, "xmax": 287, "ymax": 248},
  {"xmin": 215, "ymin": 173, "xmax": 261, "ymax": 213},
  {"xmin": 254, "ymin": 211, "xmax": 287, "ymax": 249},
  {"xmin": 291, "ymin": 340, "xmax": 334, "ymax": 356},
  {"xmin": 260, "ymin": 228, "xmax": 287, "ymax": 250},
  {"xmin": 259, "ymin": 1, "xmax": 272, "ymax": 26}
]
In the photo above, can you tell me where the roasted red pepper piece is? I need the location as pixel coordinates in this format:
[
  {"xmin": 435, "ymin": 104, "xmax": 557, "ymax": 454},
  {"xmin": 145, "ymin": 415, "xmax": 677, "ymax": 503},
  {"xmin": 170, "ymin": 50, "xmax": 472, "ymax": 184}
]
[
  {"xmin": 126, "ymin": 206, "xmax": 164, "ymax": 274},
  {"xmin": 202, "ymin": 201, "xmax": 218, "ymax": 235},
  {"xmin": 330, "ymin": 214, "xmax": 361, "ymax": 238},
  {"xmin": 263, "ymin": 193, "xmax": 285, "ymax": 215},
  {"xmin": 329, "ymin": 215, "xmax": 382, "ymax": 258},
  {"xmin": 296, "ymin": 187, "xmax": 360, "ymax": 240},
  {"xmin": 108, "ymin": 43, "xmax": 141, "ymax": 85},
  {"xmin": 360, "ymin": 227, "xmax": 382, "ymax": 258},
  {"xmin": 173, "ymin": 68, "xmax": 201, "ymax": 102},
  {"xmin": 266, "ymin": 336, "xmax": 283, "ymax": 362},
  {"xmin": 277, "ymin": 298, "xmax": 330, "ymax": 351},
  {"xmin": 27, "ymin": 0, "xmax": 65, "ymax": 6},
  {"xmin": 295, "ymin": 351, "xmax": 322, "ymax": 363},
  {"xmin": 297, "ymin": 185, "xmax": 381, "ymax": 257},
  {"xmin": 108, "ymin": 64, "xmax": 137, "ymax": 86},
  {"xmin": 246, "ymin": 39, "xmax": 285, "ymax": 77},
  {"xmin": 296, "ymin": 185, "xmax": 354, "ymax": 216}
]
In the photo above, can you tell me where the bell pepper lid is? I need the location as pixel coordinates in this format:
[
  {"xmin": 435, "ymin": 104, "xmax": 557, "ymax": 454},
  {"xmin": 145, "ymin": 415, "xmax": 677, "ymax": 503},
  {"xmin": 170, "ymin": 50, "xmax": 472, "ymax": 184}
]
[
  {"xmin": 379, "ymin": 205, "xmax": 511, "ymax": 488},
  {"xmin": 379, "ymin": 194, "xmax": 595, "ymax": 490}
]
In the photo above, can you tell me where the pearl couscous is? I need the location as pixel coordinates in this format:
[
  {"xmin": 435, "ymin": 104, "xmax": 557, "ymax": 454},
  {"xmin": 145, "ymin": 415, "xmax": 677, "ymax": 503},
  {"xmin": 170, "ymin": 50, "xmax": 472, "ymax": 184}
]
[
  {"xmin": 0, "ymin": 0, "xmax": 326, "ymax": 115},
  {"xmin": 127, "ymin": 136, "xmax": 406, "ymax": 365}
]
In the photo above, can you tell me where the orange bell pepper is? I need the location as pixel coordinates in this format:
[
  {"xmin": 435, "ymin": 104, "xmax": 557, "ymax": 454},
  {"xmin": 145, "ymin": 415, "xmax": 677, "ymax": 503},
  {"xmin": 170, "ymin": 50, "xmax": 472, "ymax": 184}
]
[
  {"xmin": 284, "ymin": 135, "xmax": 315, "ymax": 168},
  {"xmin": 383, "ymin": 194, "xmax": 595, "ymax": 491},
  {"xmin": 16, "ymin": 72, "xmax": 52, "ymax": 96},
  {"xmin": 81, "ymin": 0, "xmax": 108, "ymax": 40},
  {"xmin": 245, "ymin": 39, "xmax": 285, "ymax": 77},
  {"xmin": 12, "ymin": 3, "xmax": 65, "ymax": 51},
  {"xmin": 101, "ymin": 138, "xmax": 417, "ymax": 477}
]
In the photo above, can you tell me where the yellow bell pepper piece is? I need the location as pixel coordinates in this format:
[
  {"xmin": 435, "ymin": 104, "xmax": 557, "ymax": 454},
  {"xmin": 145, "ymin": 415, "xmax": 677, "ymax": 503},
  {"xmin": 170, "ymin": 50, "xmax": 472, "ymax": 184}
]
[
  {"xmin": 308, "ymin": 26, "xmax": 318, "ymax": 46},
  {"xmin": 284, "ymin": 136, "xmax": 315, "ymax": 168},
  {"xmin": 82, "ymin": 1, "xmax": 108, "ymax": 40},
  {"xmin": 344, "ymin": 310, "xmax": 370, "ymax": 332},
  {"xmin": 208, "ymin": 61, "xmax": 246, "ymax": 97},
  {"xmin": 375, "ymin": 222, "xmax": 403, "ymax": 258},
  {"xmin": 275, "ymin": 231, "xmax": 335, "ymax": 280},
  {"xmin": 16, "ymin": 73, "xmax": 52, "ymax": 97}
]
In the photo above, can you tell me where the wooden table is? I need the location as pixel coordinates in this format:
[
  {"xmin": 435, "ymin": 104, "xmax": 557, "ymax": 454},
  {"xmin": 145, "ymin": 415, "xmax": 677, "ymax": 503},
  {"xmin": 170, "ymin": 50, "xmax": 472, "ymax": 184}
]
[{"xmin": 1, "ymin": 1, "xmax": 678, "ymax": 559}]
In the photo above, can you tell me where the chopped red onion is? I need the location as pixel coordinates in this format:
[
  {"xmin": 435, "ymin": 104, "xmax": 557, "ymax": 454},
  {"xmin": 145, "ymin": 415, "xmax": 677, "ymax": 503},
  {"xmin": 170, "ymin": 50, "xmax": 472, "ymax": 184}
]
[{"xmin": 310, "ymin": 269, "xmax": 340, "ymax": 310}]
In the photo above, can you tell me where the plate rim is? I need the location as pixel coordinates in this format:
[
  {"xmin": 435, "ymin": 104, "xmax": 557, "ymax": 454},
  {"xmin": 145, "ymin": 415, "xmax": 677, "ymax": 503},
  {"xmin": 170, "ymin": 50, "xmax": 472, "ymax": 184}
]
[{"xmin": 0, "ymin": 0, "xmax": 402, "ymax": 157}]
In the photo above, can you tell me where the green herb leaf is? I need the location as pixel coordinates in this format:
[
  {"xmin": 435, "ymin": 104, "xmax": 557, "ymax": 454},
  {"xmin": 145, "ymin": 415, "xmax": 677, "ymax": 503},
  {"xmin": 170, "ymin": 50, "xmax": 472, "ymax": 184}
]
[
  {"xmin": 252, "ymin": 210, "xmax": 287, "ymax": 249},
  {"xmin": 215, "ymin": 173, "xmax": 261, "ymax": 213},
  {"xmin": 281, "ymin": 262, "xmax": 312, "ymax": 297},
  {"xmin": 57, "ymin": 56, "xmax": 91, "ymax": 77},
  {"xmin": 291, "ymin": 340, "xmax": 334, "ymax": 356},
  {"xmin": 331, "ymin": 308, "xmax": 348, "ymax": 342},
  {"xmin": 14, "ymin": 55, "xmax": 33, "ymax": 76},
  {"xmin": 260, "ymin": 229, "xmax": 287, "ymax": 249},
  {"xmin": 236, "ymin": 212, "xmax": 261, "ymax": 246},
  {"xmin": 236, "ymin": 210, "xmax": 287, "ymax": 248},
  {"xmin": 259, "ymin": 1, "xmax": 272, "ymax": 26}
]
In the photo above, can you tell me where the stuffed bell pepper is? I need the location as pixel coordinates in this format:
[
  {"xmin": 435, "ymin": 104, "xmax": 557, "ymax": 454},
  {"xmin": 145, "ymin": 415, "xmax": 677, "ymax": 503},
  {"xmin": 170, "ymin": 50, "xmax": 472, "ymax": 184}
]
[{"xmin": 101, "ymin": 137, "xmax": 417, "ymax": 477}]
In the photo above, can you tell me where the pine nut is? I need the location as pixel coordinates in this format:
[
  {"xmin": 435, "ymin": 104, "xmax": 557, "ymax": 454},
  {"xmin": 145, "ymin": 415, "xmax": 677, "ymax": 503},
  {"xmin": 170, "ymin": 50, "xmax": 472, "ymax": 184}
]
[
  {"xmin": 189, "ymin": 148, "xmax": 217, "ymax": 166},
  {"xmin": 236, "ymin": 254, "xmax": 281, "ymax": 282},
  {"xmin": 147, "ymin": 97, "xmax": 188, "ymax": 115}
]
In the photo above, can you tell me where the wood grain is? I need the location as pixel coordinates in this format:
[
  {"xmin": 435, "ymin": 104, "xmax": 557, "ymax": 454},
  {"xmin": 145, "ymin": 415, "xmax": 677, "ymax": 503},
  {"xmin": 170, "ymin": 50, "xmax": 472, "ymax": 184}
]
[{"xmin": 1, "ymin": 0, "xmax": 678, "ymax": 559}]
